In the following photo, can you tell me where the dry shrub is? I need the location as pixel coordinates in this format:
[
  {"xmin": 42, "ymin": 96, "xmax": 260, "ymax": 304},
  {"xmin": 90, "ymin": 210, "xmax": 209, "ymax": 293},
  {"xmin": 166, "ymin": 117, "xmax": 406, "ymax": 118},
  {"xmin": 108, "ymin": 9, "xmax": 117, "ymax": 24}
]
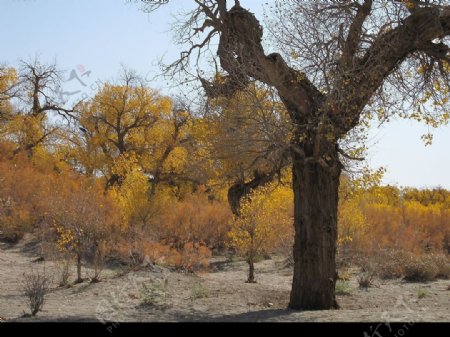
[
  {"xmin": 90, "ymin": 241, "xmax": 107, "ymax": 283},
  {"xmin": 111, "ymin": 189, "xmax": 228, "ymax": 272},
  {"xmin": 370, "ymin": 250, "xmax": 409, "ymax": 279},
  {"xmin": 190, "ymin": 283, "xmax": 209, "ymax": 299},
  {"xmin": 339, "ymin": 182, "xmax": 450, "ymax": 256},
  {"xmin": 110, "ymin": 239, "xmax": 140, "ymax": 266},
  {"xmin": 404, "ymin": 258, "xmax": 439, "ymax": 282},
  {"xmin": 22, "ymin": 269, "xmax": 50, "ymax": 316},
  {"xmin": 377, "ymin": 260, "xmax": 405, "ymax": 280},
  {"xmin": 158, "ymin": 191, "xmax": 232, "ymax": 250},
  {"xmin": 113, "ymin": 239, "xmax": 211, "ymax": 272},
  {"xmin": 0, "ymin": 155, "xmax": 44, "ymax": 242},
  {"xmin": 110, "ymin": 189, "xmax": 227, "ymax": 271},
  {"xmin": 366, "ymin": 250, "xmax": 449, "ymax": 282},
  {"xmin": 112, "ymin": 241, "xmax": 135, "ymax": 265},
  {"xmin": 357, "ymin": 272, "xmax": 374, "ymax": 289},
  {"xmin": 140, "ymin": 277, "xmax": 169, "ymax": 306},
  {"xmin": 0, "ymin": 145, "xmax": 121, "ymax": 267},
  {"xmin": 164, "ymin": 242, "xmax": 212, "ymax": 272},
  {"xmin": 45, "ymin": 177, "xmax": 121, "ymax": 283},
  {"xmin": 113, "ymin": 239, "xmax": 171, "ymax": 266},
  {"xmin": 141, "ymin": 241, "xmax": 172, "ymax": 264},
  {"xmin": 56, "ymin": 256, "xmax": 72, "ymax": 287},
  {"xmin": 178, "ymin": 242, "xmax": 211, "ymax": 272},
  {"xmin": 428, "ymin": 254, "xmax": 450, "ymax": 279},
  {"xmin": 338, "ymin": 268, "xmax": 351, "ymax": 281}
]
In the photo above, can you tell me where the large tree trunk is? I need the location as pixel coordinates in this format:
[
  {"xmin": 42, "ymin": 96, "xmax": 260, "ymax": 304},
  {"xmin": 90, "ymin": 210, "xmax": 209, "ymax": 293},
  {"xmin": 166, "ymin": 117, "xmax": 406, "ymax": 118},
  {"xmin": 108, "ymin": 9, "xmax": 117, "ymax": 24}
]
[{"xmin": 289, "ymin": 148, "xmax": 341, "ymax": 310}]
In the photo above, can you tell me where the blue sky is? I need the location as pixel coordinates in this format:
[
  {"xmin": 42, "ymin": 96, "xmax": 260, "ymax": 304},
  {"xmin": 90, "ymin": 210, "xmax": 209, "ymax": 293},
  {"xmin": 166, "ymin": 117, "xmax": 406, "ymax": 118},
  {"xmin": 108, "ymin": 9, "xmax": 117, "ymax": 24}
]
[{"xmin": 1, "ymin": 0, "xmax": 449, "ymax": 189}]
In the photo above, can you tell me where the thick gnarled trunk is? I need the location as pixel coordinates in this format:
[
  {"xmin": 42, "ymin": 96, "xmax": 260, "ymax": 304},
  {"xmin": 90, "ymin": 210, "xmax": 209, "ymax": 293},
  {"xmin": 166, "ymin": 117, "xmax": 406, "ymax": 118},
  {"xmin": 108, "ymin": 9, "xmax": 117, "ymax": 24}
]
[{"xmin": 289, "ymin": 148, "xmax": 341, "ymax": 310}]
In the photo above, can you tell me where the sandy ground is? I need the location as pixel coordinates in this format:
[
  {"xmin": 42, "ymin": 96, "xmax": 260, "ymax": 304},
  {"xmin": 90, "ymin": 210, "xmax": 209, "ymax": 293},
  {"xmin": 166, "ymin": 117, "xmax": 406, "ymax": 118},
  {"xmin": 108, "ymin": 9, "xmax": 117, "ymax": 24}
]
[{"xmin": 0, "ymin": 235, "xmax": 449, "ymax": 322}]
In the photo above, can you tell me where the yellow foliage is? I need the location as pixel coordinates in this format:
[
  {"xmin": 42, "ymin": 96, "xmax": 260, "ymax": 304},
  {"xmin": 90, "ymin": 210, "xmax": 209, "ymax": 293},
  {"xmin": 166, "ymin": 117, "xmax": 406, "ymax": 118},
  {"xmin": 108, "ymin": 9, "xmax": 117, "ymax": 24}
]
[
  {"xmin": 76, "ymin": 81, "xmax": 174, "ymax": 188},
  {"xmin": 207, "ymin": 83, "xmax": 290, "ymax": 184},
  {"xmin": 54, "ymin": 223, "xmax": 75, "ymax": 253},
  {"xmin": 111, "ymin": 152, "xmax": 140, "ymax": 178},
  {"xmin": 0, "ymin": 67, "xmax": 17, "ymax": 123},
  {"xmin": 338, "ymin": 170, "xmax": 450, "ymax": 255},
  {"xmin": 162, "ymin": 146, "xmax": 188, "ymax": 172},
  {"xmin": 228, "ymin": 181, "xmax": 294, "ymax": 256},
  {"xmin": 111, "ymin": 167, "xmax": 152, "ymax": 229}
]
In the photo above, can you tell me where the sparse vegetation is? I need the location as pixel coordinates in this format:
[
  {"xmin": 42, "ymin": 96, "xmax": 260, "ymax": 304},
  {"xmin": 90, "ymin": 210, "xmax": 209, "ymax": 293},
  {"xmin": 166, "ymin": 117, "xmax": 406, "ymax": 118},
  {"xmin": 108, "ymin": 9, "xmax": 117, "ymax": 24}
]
[
  {"xmin": 21, "ymin": 269, "xmax": 50, "ymax": 316},
  {"xmin": 57, "ymin": 257, "xmax": 71, "ymax": 287},
  {"xmin": 358, "ymin": 272, "xmax": 374, "ymax": 289},
  {"xmin": 1, "ymin": 248, "xmax": 450, "ymax": 321},
  {"xmin": 404, "ymin": 256, "xmax": 440, "ymax": 282},
  {"xmin": 190, "ymin": 283, "xmax": 209, "ymax": 300},
  {"xmin": 338, "ymin": 269, "xmax": 351, "ymax": 281},
  {"xmin": 357, "ymin": 251, "xmax": 450, "ymax": 282},
  {"xmin": 371, "ymin": 250, "xmax": 408, "ymax": 279},
  {"xmin": 429, "ymin": 254, "xmax": 450, "ymax": 279},
  {"xmin": 417, "ymin": 287, "xmax": 428, "ymax": 299},
  {"xmin": 89, "ymin": 241, "xmax": 106, "ymax": 283},
  {"xmin": 335, "ymin": 280, "xmax": 352, "ymax": 295},
  {"xmin": 140, "ymin": 277, "xmax": 169, "ymax": 306}
]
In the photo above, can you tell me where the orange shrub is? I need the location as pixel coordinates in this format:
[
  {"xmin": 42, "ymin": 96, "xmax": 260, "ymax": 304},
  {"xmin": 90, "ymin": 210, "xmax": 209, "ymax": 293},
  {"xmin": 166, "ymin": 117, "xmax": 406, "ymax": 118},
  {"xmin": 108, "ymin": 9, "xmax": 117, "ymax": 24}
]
[
  {"xmin": 113, "ymin": 238, "xmax": 212, "ymax": 272},
  {"xmin": 157, "ymin": 190, "xmax": 232, "ymax": 250},
  {"xmin": 141, "ymin": 241, "xmax": 172, "ymax": 264},
  {"xmin": 339, "ymin": 181, "xmax": 450, "ymax": 256},
  {"xmin": 0, "ymin": 150, "xmax": 47, "ymax": 241},
  {"xmin": 163, "ymin": 242, "xmax": 211, "ymax": 272}
]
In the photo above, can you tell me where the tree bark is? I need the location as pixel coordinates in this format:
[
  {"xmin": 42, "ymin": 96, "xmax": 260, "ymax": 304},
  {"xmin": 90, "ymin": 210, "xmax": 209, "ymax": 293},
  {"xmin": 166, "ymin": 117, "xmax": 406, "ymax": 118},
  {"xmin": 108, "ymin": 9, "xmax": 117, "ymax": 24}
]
[
  {"xmin": 246, "ymin": 252, "xmax": 256, "ymax": 283},
  {"xmin": 289, "ymin": 148, "xmax": 341, "ymax": 310}
]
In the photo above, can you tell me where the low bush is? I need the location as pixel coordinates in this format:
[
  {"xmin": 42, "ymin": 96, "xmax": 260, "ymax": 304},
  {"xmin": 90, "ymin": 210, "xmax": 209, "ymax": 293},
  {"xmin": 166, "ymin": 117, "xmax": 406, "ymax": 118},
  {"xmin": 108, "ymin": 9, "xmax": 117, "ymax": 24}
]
[
  {"xmin": 357, "ymin": 250, "xmax": 449, "ymax": 282},
  {"xmin": 370, "ymin": 250, "xmax": 409, "ymax": 279},
  {"xmin": 22, "ymin": 269, "xmax": 50, "ymax": 316},
  {"xmin": 428, "ymin": 254, "xmax": 450, "ymax": 279},
  {"xmin": 335, "ymin": 280, "xmax": 352, "ymax": 295},
  {"xmin": 403, "ymin": 256, "xmax": 439, "ymax": 282},
  {"xmin": 358, "ymin": 272, "xmax": 374, "ymax": 289}
]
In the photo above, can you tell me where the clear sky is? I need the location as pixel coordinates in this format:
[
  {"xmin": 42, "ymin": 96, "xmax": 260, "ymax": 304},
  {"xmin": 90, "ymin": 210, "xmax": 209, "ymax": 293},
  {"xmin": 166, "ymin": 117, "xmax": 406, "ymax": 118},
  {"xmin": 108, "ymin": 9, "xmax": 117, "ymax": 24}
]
[{"xmin": 1, "ymin": 0, "xmax": 449, "ymax": 189}]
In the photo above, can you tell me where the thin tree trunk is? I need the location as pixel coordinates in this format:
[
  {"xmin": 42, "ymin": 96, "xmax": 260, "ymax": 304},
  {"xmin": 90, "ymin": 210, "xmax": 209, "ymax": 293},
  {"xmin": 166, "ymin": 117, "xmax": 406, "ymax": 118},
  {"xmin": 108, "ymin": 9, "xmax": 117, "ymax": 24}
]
[
  {"xmin": 247, "ymin": 252, "xmax": 256, "ymax": 283},
  {"xmin": 76, "ymin": 252, "xmax": 82, "ymax": 283},
  {"xmin": 289, "ymin": 148, "xmax": 341, "ymax": 310}
]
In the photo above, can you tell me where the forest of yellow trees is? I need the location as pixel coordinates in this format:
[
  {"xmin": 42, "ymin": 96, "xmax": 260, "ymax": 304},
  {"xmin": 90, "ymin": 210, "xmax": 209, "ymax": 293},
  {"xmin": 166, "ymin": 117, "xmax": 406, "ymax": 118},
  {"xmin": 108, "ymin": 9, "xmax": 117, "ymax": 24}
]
[{"xmin": 1, "ymin": 61, "xmax": 449, "ymax": 285}]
